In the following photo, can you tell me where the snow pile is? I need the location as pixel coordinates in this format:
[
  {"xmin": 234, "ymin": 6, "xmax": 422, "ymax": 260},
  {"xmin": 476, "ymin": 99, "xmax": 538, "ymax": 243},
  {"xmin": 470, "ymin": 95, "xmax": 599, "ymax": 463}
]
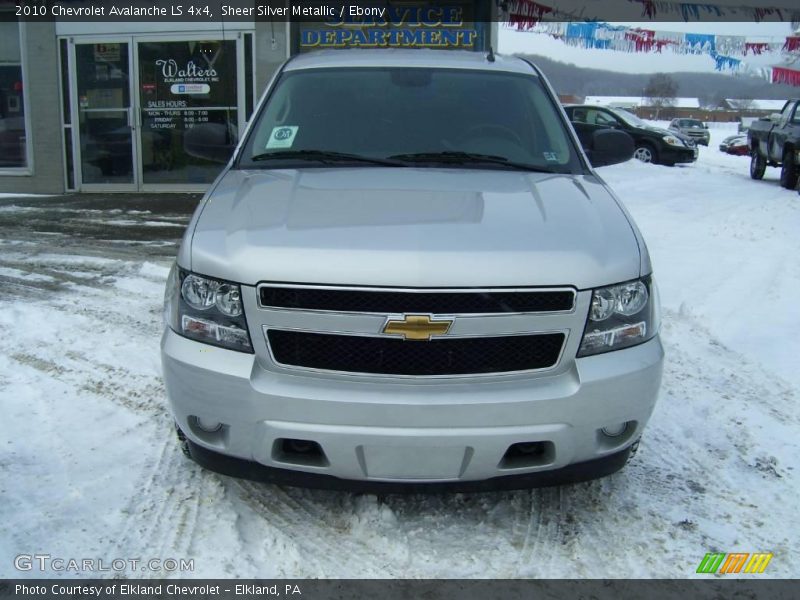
[{"xmin": 0, "ymin": 130, "xmax": 798, "ymax": 578}]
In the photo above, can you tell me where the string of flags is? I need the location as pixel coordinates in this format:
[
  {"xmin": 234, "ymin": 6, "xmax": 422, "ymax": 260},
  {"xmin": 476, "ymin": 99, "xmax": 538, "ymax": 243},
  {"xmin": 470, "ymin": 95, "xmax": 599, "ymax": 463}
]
[
  {"xmin": 503, "ymin": 1, "xmax": 800, "ymax": 86},
  {"xmin": 503, "ymin": 0, "xmax": 800, "ymax": 25}
]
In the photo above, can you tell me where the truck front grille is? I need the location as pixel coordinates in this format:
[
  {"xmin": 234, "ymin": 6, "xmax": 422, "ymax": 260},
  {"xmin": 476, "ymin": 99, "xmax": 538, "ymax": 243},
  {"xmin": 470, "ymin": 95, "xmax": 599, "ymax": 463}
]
[
  {"xmin": 267, "ymin": 330, "xmax": 565, "ymax": 376},
  {"xmin": 259, "ymin": 286, "xmax": 574, "ymax": 314}
]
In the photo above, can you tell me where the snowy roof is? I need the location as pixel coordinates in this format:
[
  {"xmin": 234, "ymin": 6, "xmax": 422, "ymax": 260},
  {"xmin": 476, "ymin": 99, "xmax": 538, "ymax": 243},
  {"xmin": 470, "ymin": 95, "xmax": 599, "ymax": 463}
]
[
  {"xmin": 725, "ymin": 99, "xmax": 787, "ymax": 111},
  {"xmin": 583, "ymin": 96, "xmax": 700, "ymax": 109}
]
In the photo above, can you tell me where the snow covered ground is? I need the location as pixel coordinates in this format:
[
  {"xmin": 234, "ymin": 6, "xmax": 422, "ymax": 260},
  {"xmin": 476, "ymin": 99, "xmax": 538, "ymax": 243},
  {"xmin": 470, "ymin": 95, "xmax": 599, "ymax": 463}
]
[{"xmin": 1, "ymin": 125, "xmax": 798, "ymax": 579}]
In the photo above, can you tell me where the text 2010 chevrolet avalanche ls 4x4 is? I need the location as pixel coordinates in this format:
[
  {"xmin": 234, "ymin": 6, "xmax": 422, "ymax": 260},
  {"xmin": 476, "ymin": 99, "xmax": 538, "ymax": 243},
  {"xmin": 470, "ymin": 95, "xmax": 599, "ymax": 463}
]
[{"xmin": 162, "ymin": 49, "xmax": 663, "ymax": 492}]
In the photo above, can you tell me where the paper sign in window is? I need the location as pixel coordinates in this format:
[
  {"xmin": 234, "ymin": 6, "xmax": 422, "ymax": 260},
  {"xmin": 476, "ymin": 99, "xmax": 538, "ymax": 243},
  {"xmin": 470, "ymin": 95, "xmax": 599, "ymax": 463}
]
[{"xmin": 266, "ymin": 126, "xmax": 299, "ymax": 149}]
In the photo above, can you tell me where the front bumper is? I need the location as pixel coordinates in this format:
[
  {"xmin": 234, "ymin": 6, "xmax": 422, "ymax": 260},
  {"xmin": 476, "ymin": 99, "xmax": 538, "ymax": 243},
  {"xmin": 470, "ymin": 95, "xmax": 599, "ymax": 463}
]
[
  {"xmin": 662, "ymin": 144, "xmax": 698, "ymax": 163},
  {"xmin": 162, "ymin": 329, "xmax": 663, "ymax": 488}
]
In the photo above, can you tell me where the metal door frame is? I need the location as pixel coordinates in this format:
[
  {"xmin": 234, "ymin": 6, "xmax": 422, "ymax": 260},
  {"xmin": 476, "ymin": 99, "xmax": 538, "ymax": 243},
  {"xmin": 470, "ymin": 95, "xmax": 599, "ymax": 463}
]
[
  {"xmin": 68, "ymin": 36, "xmax": 138, "ymax": 192},
  {"xmin": 133, "ymin": 32, "xmax": 244, "ymax": 192},
  {"xmin": 66, "ymin": 32, "xmax": 247, "ymax": 192}
]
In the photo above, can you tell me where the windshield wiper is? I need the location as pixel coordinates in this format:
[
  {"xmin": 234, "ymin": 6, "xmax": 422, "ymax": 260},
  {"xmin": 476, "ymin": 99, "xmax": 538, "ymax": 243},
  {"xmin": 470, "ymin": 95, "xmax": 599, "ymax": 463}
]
[
  {"xmin": 250, "ymin": 150, "xmax": 405, "ymax": 167},
  {"xmin": 386, "ymin": 151, "xmax": 558, "ymax": 172}
]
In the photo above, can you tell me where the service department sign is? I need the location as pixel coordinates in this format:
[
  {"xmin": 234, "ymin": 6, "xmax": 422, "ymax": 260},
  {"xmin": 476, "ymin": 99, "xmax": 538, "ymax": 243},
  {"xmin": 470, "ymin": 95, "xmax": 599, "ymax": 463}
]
[{"xmin": 298, "ymin": 3, "xmax": 482, "ymax": 51}]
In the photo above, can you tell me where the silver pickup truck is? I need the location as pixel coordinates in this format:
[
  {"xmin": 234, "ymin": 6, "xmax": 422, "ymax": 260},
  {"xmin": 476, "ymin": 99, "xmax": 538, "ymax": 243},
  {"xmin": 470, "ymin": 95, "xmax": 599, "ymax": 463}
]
[{"xmin": 162, "ymin": 49, "xmax": 663, "ymax": 491}]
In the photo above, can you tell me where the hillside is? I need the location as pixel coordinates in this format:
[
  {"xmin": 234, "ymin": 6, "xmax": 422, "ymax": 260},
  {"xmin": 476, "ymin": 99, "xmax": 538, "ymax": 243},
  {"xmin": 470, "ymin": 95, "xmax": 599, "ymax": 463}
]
[{"xmin": 519, "ymin": 54, "xmax": 799, "ymax": 104}]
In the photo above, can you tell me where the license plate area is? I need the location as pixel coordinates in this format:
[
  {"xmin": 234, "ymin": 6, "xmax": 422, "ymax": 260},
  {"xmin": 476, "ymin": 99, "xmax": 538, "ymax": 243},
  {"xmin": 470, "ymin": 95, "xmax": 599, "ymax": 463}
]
[{"xmin": 358, "ymin": 444, "xmax": 469, "ymax": 480}]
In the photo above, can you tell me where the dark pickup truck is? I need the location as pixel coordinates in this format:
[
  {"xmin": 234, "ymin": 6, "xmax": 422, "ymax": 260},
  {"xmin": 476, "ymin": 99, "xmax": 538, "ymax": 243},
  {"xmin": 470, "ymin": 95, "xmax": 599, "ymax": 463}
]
[{"xmin": 748, "ymin": 98, "xmax": 800, "ymax": 190}]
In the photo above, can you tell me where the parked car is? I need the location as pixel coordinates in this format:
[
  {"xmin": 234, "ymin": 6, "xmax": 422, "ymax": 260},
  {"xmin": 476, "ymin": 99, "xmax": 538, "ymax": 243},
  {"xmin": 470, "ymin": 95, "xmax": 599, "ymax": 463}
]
[
  {"xmin": 564, "ymin": 104, "xmax": 697, "ymax": 166},
  {"xmin": 719, "ymin": 134, "xmax": 749, "ymax": 155},
  {"xmin": 163, "ymin": 50, "xmax": 663, "ymax": 491},
  {"xmin": 669, "ymin": 118, "xmax": 710, "ymax": 146},
  {"xmin": 747, "ymin": 99, "xmax": 800, "ymax": 189}
]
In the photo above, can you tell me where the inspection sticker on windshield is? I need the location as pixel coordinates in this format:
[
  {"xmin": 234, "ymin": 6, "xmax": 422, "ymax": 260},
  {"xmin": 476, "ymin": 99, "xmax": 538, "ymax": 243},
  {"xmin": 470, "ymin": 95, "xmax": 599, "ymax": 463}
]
[
  {"xmin": 266, "ymin": 126, "xmax": 298, "ymax": 149},
  {"xmin": 543, "ymin": 152, "xmax": 559, "ymax": 162}
]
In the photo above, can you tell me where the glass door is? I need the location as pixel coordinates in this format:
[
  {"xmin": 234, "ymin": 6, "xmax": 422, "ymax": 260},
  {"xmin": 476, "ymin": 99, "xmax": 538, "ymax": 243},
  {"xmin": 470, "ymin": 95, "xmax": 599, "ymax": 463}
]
[
  {"xmin": 73, "ymin": 40, "xmax": 137, "ymax": 189},
  {"xmin": 136, "ymin": 39, "xmax": 238, "ymax": 189}
]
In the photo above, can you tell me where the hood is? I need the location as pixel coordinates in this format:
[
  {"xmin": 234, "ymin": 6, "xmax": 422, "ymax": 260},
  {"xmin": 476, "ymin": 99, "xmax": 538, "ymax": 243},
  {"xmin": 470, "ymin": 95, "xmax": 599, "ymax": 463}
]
[{"xmin": 189, "ymin": 168, "xmax": 642, "ymax": 289}]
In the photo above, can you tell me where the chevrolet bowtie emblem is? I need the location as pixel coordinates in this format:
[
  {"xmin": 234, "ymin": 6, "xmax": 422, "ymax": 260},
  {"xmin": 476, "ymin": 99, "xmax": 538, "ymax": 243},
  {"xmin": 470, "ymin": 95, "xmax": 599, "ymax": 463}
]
[{"xmin": 382, "ymin": 314, "xmax": 453, "ymax": 341}]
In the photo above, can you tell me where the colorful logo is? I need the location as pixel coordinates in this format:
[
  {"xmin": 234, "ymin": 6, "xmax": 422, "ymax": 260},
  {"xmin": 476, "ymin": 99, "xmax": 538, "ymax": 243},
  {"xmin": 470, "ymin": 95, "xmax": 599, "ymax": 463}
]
[{"xmin": 696, "ymin": 552, "xmax": 773, "ymax": 574}]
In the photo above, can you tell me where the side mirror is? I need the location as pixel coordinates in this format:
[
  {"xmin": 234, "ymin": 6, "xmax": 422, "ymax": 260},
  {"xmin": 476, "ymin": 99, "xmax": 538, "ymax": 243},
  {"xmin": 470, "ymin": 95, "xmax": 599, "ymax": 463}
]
[
  {"xmin": 184, "ymin": 123, "xmax": 236, "ymax": 164},
  {"xmin": 585, "ymin": 129, "xmax": 634, "ymax": 167}
]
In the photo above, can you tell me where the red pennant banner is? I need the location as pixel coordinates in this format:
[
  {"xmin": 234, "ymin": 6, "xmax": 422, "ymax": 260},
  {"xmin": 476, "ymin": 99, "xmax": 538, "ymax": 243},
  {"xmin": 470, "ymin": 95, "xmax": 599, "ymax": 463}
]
[
  {"xmin": 783, "ymin": 37, "xmax": 800, "ymax": 52},
  {"xmin": 772, "ymin": 66, "xmax": 800, "ymax": 87},
  {"xmin": 744, "ymin": 42, "xmax": 770, "ymax": 55},
  {"xmin": 507, "ymin": 0, "xmax": 553, "ymax": 30}
]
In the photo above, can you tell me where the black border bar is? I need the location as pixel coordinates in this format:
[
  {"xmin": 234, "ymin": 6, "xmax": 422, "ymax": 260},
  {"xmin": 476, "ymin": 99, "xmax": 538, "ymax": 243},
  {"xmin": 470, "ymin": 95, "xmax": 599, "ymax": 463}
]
[
  {"xmin": 2, "ymin": 0, "xmax": 800, "ymax": 22},
  {"xmin": 1, "ymin": 579, "xmax": 799, "ymax": 600}
]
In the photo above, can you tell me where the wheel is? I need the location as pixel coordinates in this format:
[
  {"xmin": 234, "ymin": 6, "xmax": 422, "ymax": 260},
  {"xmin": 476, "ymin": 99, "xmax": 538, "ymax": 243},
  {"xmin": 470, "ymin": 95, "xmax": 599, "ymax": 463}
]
[
  {"xmin": 750, "ymin": 150, "xmax": 766, "ymax": 180},
  {"xmin": 779, "ymin": 150, "xmax": 798, "ymax": 190},
  {"xmin": 633, "ymin": 144, "xmax": 655, "ymax": 163}
]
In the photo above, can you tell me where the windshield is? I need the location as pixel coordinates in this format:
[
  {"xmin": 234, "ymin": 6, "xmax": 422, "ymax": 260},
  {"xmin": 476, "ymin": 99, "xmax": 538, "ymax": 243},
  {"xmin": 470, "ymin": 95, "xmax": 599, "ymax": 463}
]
[
  {"xmin": 239, "ymin": 67, "xmax": 582, "ymax": 173},
  {"xmin": 679, "ymin": 119, "xmax": 703, "ymax": 128},
  {"xmin": 608, "ymin": 107, "xmax": 649, "ymax": 129}
]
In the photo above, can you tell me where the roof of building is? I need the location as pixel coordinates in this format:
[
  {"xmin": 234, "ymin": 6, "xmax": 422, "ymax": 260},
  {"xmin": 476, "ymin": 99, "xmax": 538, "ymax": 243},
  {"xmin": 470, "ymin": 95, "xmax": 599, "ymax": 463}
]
[
  {"xmin": 724, "ymin": 99, "xmax": 787, "ymax": 111},
  {"xmin": 583, "ymin": 96, "xmax": 701, "ymax": 109}
]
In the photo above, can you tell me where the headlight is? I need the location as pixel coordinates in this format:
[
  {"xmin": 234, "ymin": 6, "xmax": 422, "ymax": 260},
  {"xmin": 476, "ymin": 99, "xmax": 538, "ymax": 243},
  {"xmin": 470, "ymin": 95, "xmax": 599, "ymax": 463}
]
[
  {"xmin": 578, "ymin": 276, "xmax": 660, "ymax": 357},
  {"xmin": 181, "ymin": 274, "xmax": 218, "ymax": 310},
  {"xmin": 662, "ymin": 135, "xmax": 684, "ymax": 147},
  {"xmin": 164, "ymin": 264, "xmax": 253, "ymax": 352}
]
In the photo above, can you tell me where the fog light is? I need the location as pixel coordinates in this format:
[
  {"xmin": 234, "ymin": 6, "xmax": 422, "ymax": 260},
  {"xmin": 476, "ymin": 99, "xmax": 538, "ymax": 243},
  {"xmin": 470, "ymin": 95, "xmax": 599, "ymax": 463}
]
[
  {"xmin": 601, "ymin": 422, "xmax": 628, "ymax": 437},
  {"xmin": 196, "ymin": 417, "xmax": 222, "ymax": 432}
]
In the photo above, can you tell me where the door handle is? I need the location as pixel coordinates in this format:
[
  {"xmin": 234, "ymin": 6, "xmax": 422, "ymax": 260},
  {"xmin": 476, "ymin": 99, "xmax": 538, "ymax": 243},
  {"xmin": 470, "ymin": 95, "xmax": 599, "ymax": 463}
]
[{"xmin": 128, "ymin": 107, "xmax": 135, "ymax": 131}]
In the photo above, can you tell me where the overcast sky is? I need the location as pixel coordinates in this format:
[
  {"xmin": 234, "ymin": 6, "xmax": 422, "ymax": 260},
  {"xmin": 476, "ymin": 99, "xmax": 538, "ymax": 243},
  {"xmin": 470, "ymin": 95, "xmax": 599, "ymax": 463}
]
[{"xmin": 498, "ymin": 21, "xmax": 796, "ymax": 74}]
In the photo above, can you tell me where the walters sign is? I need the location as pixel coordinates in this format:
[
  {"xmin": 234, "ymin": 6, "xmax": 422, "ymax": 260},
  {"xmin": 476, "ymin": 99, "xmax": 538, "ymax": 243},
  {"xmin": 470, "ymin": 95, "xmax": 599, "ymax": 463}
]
[
  {"xmin": 156, "ymin": 59, "xmax": 218, "ymax": 83},
  {"xmin": 298, "ymin": 4, "xmax": 483, "ymax": 51}
]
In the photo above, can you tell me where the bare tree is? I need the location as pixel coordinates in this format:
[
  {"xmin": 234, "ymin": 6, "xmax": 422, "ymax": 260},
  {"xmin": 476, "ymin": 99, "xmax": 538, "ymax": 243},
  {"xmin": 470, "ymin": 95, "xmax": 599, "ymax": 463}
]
[{"xmin": 644, "ymin": 73, "xmax": 678, "ymax": 118}]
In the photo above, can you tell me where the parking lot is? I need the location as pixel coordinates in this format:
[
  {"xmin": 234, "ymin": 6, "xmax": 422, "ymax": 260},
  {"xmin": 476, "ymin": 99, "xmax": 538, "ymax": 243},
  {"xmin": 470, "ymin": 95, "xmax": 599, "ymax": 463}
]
[{"xmin": 1, "ymin": 125, "xmax": 798, "ymax": 578}]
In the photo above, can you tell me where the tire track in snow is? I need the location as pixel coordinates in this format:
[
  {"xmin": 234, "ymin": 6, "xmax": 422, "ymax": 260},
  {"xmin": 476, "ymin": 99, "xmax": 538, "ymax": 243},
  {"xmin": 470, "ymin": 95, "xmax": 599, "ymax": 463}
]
[
  {"xmin": 104, "ymin": 436, "xmax": 216, "ymax": 578},
  {"xmin": 231, "ymin": 481, "xmax": 399, "ymax": 577},
  {"xmin": 516, "ymin": 488, "xmax": 565, "ymax": 577}
]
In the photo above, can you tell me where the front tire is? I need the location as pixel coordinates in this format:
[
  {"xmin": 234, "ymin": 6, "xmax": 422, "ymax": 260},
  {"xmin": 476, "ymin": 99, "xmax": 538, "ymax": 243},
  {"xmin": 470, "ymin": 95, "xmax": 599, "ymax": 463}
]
[
  {"xmin": 633, "ymin": 144, "xmax": 656, "ymax": 164},
  {"xmin": 750, "ymin": 150, "xmax": 766, "ymax": 180},
  {"xmin": 780, "ymin": 150, "xmax": 798, "ymax": 189}
]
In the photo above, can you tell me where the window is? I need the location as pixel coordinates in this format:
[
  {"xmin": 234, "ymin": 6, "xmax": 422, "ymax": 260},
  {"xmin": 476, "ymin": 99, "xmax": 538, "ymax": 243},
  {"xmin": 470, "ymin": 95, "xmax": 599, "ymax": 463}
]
[
  {"xmin": 780, "ymin": 102, "xmax": 793, "ymax": 122},
  {"xmin": 593, "ymin": 110, "xmax": 619, "ymax": 127},
  {"xmin": 241, "ymin": 68, "xmax": 581, "ymax": 173},
  {"xmin": 0, "ymin": 18, "xmax": 28, "ymax": 169}
]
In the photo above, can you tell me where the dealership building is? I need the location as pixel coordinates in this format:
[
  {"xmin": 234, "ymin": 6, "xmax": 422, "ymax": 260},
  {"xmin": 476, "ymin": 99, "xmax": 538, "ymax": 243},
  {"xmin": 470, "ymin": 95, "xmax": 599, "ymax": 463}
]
[{"xmin": 0, "ymin": 3, "xmax": 499, "ymax": 194}]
